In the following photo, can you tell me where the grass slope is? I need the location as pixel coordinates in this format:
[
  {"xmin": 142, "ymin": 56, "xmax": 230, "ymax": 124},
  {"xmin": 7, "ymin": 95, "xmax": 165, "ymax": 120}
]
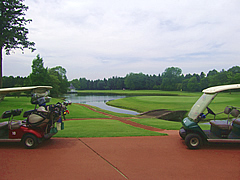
[
  {"xmin": 107, "ymin": 92, "xmax": 240, "ymax": 120},
  {"xmin": 107, "ymin": 96, "xmax": 201, "ymax": 113},
  {"xmin": 130, "ymin": 118, "xmax": 210, "ymax": 130},
  {"xmin": 54, "ymin": 120, "xmax": 166, "ymax": 138},
  {"xmin": 0, "ymin": 97, "xmax": 110, "ymax": 120}
]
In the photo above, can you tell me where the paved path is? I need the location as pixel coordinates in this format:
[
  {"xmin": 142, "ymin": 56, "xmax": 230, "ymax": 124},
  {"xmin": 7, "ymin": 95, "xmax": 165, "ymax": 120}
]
[{"xmin": 1, "ymin": 132, "xmax": 240, "ymax": 180}]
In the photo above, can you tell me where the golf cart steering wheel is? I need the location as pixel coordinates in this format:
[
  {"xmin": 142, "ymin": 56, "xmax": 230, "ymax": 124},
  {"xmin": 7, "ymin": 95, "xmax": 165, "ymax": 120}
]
[
  {"xmin": 206, "ymin": 107, "xmax": 216, "ymax": 116},
  {"xmin": 197, "ymin": 107, "xmax": 216, "ymax": 122}
]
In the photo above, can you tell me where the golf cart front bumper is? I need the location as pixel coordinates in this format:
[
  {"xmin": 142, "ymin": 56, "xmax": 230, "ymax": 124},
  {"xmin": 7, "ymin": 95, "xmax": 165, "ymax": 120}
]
[
  {"xmin": 179, "ymin": 127, "xmax": 187, "ymax": 139},
  {"xmin": 180, "ymin": 117, "xmax": 208, "ymax": 140}
]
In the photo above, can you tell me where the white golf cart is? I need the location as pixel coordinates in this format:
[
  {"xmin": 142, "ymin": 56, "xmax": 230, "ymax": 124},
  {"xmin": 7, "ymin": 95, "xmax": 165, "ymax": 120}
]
[{"xmin": 179, "ymin": 84, "xmax": 240, "ymax": 149}]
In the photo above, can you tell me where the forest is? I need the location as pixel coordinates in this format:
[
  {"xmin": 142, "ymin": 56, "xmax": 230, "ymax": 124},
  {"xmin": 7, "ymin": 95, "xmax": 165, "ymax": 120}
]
[
  {"xmin": 3, "ymin": 54, "xmax": 240, "ymax": 94},
  {"xmin": 69, "ymin": 66, "xmax": 240, "ymax": 92}
]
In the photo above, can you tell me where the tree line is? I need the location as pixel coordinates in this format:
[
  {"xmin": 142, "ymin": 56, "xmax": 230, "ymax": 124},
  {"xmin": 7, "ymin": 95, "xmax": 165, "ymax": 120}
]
[
  {"xmin": 70, "ymin": 66, "xmax": 240, "ymax": 92},
  {"xmin": 2, "ymin": 54, "xmax": 240, "ymax": 94},
  {"xmin": 3, "ymin": 54, "xmax": 69, "ymax": 97}
]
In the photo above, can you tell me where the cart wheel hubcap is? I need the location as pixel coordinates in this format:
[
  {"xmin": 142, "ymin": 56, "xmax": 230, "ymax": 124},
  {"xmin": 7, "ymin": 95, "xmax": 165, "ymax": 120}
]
[
  {"xmin": 190, "ymin": 137, "xmax": 199, "ymax": 146},
  {"xmin": 26, "ymin": 138, "xmax": 34, "ymax": 147}
]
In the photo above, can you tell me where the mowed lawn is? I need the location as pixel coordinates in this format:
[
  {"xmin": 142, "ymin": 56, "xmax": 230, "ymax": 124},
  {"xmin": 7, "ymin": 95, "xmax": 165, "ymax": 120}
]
[
  {"xmin": 55, "ymin": 120, "xmax": 165, "ymax": 138},
  {"xmin": 0, "ymin": 97, "xmax": 110, "ymax": 121},
  {"xmin": 107, "ymin": 92, "xmax": 240, "ymax": 120},
  {"xmin": 107, "ymin": 95, "xmax": 201, "ymax": 112},
  {"xmin": 130, "ymin": 118, "xmax": 210, "ymax": 130},
  {"xmin": 0, "ymin": 96, "xmax": 166, "ymax": 137},
  {"xmin": 1, "ymin": 91, "xmax": 238, "ymax": 137}
]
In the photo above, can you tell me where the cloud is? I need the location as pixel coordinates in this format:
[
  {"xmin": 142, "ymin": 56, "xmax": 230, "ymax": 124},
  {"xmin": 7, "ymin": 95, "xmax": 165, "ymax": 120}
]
[{"xmin": 2, "ymin": 0, "xmax": 240, "ymax": 80}]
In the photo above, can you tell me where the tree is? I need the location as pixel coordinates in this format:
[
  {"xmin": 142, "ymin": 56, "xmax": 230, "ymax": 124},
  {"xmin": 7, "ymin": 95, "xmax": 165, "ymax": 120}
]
[
  {"xmin": 228, "ymin": 66, "xmax": 240, "ymax": 74},
  {"xmin": 79, "ymin": 77, "xmax": 88, "ymax": 90},
  {"xmin": 70, "ymin": 79, "xmax": 80, "ymax": 90},
  {"xmin": 48, "ymin": 66, "xmax": 69, "ymax": 97},
  {"xmin": 162, "ymin": 67, "xmax": 182, "ymax": 78},
  {"xmin": 124, "ymin": 73, "xmax": 147, "ymax": 90},
  {"xmin": 29, "ymin": 54, "xmax": 49, "ymax": 85},
  {"xmin": 187, "ymin": 76, "xmax": 200, "ymax": 92},
  {"xmin": 207, "ymin": 69, "xmax": 218, "ymax": 77},
  {"xmin": 0, "ymin": 0, "xmax": 35, "ymax": 87},
  {"xmin": 200, "ymin": 72, "xmax": 206, "ymax": 79},
  {"xmin": 161, "ymin": 67, "xmax": 182, "ymax": 91}
]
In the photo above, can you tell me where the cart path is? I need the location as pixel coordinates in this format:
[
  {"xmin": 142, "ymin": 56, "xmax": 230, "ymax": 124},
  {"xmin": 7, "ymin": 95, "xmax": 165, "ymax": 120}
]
[
  {"xmin": 67, "ymin": 103, "xmax": 165, "ymax": 132},
  {"xmin": 1, "ymin": 135, "xmax": 240, "ymax": 180}
]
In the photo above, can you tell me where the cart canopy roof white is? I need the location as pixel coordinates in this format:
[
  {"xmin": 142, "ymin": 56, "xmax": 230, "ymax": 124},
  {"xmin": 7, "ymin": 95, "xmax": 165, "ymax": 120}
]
[
  {"xmin": 189, "ymin": 84, "xmax": 240, "ymax": 121},
  {"xmin": 203, "ymin": 84, "xmax": 240, "ymax": 94},
  {"xmin": 0, "ymin": 86, "xmax": 52, "ymax": 94}
]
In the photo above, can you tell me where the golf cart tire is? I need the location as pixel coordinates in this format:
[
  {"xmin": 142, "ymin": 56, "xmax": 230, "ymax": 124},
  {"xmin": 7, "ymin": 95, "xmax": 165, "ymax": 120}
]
[
  {"xmin": 22, "ymin": 134, "xmax": 38, "ymax": 149},
  {"xmin": 185, "ymin": 133, "xmax": 202, "ymax": 149}
]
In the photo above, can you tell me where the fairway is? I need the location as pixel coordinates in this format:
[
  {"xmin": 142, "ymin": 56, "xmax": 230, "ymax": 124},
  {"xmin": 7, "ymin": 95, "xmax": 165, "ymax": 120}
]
[
  {"xmin": 130, "ymin": 118, "xmax": 211, "ymax": 130},
  {"xmin": 1, "ymin": 91, "xmax": 238, "ymax": 137},
  {"xmin": 54, "ymin": 120, "xmax": 166, "ymax": 138},
  {"xmin": 107, "ymin": 95, "xmax": 201, "ymax": 112},
  {"xmin": 107, "ymin": 92, "xmax": 240, "ymax": 120}
]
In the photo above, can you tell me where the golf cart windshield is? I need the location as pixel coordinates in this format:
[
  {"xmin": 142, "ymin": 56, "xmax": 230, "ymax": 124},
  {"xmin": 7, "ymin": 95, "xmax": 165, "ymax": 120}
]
[{"xmin": 188, "ymin": 93, "xmax": 217, "ymax": 121}]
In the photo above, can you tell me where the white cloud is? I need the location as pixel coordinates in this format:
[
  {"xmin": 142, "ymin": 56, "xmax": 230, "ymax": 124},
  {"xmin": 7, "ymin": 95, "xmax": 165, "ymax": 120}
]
[{"xmin": 2, "ymin": 0, "xmax": 240, "ymax": 80}]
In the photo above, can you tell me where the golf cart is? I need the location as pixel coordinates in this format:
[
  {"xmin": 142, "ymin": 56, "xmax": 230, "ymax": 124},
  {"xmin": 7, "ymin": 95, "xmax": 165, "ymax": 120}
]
[
  {"xmin": 179, "ymin": 84, "xmax": 240, "ymax": 149},
  {"xmin": 0, "ymin": 86, "xmax": 71, "ymax": 148}
]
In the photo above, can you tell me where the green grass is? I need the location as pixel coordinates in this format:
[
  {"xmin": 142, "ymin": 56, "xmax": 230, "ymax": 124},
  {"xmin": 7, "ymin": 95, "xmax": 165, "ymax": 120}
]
[
  {"xmin": 107, "ymin": 92, "xmax": 240, "ymax": 120},
  {"xmin": 0, "ymin": 97, "xmax": 34, "ymax": 112},
  {"xmin": 0, "ymin": 97, "xmax": 36, "ymax": 121},
  {"xmin": 0, "ymin": 97, "xmax": 110, "ymax": 121},
  {"xmin": 107, "ymin": 95, "xmax": 201, "ymax": 113},
  {"xmin": 54, "ymin": 120, "xmax": 166, "ymax": 138},
  {"xmin": 130, "ymin": 118, "xmax": 211, "ymax": 130},
  {"xmin": 63, "ymin": 103, "xmax": 109, "ymax": 119},
  {"xmin": 2, "ymin": 90, "xmax": 236, "ymax": 138}
]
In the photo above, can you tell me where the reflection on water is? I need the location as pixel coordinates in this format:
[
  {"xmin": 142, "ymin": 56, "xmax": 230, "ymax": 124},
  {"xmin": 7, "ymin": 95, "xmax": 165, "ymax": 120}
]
[{"xmin": 64, "ymin": 94, "xmax": 138, "ymax": 115}]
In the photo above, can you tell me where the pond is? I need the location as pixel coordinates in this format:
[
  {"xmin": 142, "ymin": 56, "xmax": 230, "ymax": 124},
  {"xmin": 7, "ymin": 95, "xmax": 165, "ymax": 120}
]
[{"xmin": 64, "ymin": 94, "xmax": 139, "ymax": 115}]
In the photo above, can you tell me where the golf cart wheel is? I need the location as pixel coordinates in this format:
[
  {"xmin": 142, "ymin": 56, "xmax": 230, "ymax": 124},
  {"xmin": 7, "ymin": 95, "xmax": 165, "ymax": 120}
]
[
  {"xmin": 185, "ymin": 133, "xmax": 202, "ymax": 149},
  {"xmin": 22, "ymin": 134, "xmax": 38, "ymax": 149}
]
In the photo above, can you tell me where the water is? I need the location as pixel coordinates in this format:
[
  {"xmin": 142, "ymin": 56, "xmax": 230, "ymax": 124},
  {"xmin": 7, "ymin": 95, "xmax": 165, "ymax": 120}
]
[{"xmin": 64, "ymin": 94, "xmax": 138, "ymax": 115}]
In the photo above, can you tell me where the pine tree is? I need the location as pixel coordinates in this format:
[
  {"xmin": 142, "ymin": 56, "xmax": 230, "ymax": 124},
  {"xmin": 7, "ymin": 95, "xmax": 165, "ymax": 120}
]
[{"xmin": 0, "ymin": 0, "xmax": 35, "ymax": 87}]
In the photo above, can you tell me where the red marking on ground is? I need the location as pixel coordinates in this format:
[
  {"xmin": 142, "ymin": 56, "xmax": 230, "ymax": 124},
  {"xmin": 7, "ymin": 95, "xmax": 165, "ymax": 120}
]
[{"xmin": 68, "ymin": 103, "xmax": 164, "ymax": 132}]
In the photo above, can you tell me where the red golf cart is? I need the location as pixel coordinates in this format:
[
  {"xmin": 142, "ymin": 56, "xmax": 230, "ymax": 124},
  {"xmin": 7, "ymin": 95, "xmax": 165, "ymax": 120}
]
[{"xmin": 0, "ymin": 86, "xmax": 71, "ymax": 148}]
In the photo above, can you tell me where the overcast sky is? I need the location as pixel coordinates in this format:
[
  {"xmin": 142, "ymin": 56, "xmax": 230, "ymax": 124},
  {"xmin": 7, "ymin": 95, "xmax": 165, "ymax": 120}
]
[{"xmin": 3, "ymin": 0, "xmax": 240, "ymax": 80}]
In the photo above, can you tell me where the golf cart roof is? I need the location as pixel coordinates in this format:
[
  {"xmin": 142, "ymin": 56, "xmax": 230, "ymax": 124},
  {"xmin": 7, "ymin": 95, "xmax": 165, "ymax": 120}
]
[
  {"xmin": 202, "ymin": 84, "xmax": 240, "ymax": 94},
  {"xmin": 0, "ymin": 86, "xmax": 52, "ymax": 94}
]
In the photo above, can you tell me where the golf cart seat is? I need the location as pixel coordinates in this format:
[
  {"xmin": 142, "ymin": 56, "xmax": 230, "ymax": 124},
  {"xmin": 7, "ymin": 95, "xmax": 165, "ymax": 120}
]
[
  {"xmin": 210, "ymin": 106, "xmax": 233, "ymax": 128},
  {"xmin": 23, "ymin": 109, "xmax": 36, "ymax": 118},
  {"xmin": 210, "ymin": 106, "xmax": 234, "ymax": 137},
  {"xmin": 233, "ymin": 119, "xmax": 240, "ymax": 126},
  {"xmin": 210, "ymin": 121, "xmax": 232, "ymax": 138},
  {"xmin": 228, "ymin": 109, "xmax": 240, "ymax": 137},
  {"xmin": 8, "ymin": 120, "xmax": 22, "ymax": 130},
  {"xmin": 0, "ymin": 121, "xmax": 9, "ymax": 129},
  {"xmin": 212, "ymin": 106, "xmax": 232, "ymax": 120},
  {"xmin": 231, "ymin": 109, "xmax": 240, "ymax": 121}
]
